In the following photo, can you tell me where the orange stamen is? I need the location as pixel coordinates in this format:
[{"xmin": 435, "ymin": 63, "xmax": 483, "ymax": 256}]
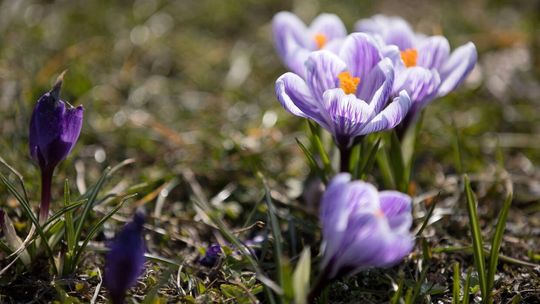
[
  {"xmin": 338, "ymin": 71, "xmax": 361, "ymax": 95},
  {"xmin": 400, "ymin": 48, "xmax": 418, "ymax": 68},
  {"xmin": 313, "ymin": 33, "xmax": 327, "ymax": 49},
  {"xmin": 375, "ymin": 209, "xmax": 385, "ymax": 218}
]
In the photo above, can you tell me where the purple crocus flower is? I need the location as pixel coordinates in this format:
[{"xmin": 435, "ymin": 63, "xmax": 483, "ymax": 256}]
[
  {"xmin": 29, "ymin": 72, "xmax": 83, "ymax": 223},
  {"xmin": 272, "ymin": 11, "xmax": 347, "ymax": 77},
  {"xmin": 104, "ymin": 212, "xmax": 146, "ymax": 304},
  {"xmin": 355, "ymin": 15, "xmax": 477, "ymax": 130},
  {"xmin": 275, "ymin": 33, "xmax": 411, "ymax": 163},
  {"xmin": 319, "ymin": 173, "xmax": 414, "ymax": 281}
]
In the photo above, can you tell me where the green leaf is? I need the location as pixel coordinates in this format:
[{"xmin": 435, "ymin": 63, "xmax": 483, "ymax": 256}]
[
  {"xmin": 296, "ymin": 138, "xmax": 327, "ymax": 183},
  {"xmin": 388, "ymin": 131, "xmax": 407, "ymax": 192},
  {"xmin": 358, "ymin": 136, "xmax": 382, "ymax": 180},
  {"xmin": 464, "ymin": 175, "xmax": 488, "ymax": 302},
  {"xmin": 307, "ymin": 120, "xmax": 332, "ymax": 176},
  {"xmin": 293, "ymin": 247, "xmax": 311, "ymax": 304}
]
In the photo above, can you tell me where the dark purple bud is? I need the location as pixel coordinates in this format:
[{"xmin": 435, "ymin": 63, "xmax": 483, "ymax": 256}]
[
  {"xmin": 104, "ymin": 212, "xmax": 146, "ymax": 304},
  {"xmin": 29, "ymin": 72, "xmax": 83, "ymax": 172},
  {"xmin": 29, "ymin": 72, "xmax": 83, "ymax": 223},
  {"xmin": 199, "ymin": 244, "xmax": 222, "ymax": 267}
]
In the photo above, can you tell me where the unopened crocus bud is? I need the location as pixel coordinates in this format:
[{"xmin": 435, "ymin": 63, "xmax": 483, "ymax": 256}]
[
  {"xmin": 104, "ymin": 212, "xmax": 146, "ymax": 304},
  {"xmin": 199, "ymin": 244, "xmax": 222, "ymax": 267},
  {"xmin": 29, "ymin": 72, "xmax": 83, "ymax": 223},
  {"xmin": 319, "ymin": 173, "xmax": 414, "ymax": 281}
]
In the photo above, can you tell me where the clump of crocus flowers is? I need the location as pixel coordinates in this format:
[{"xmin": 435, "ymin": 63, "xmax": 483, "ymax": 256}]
[
  {"xmin": 29, "ymin": 72, "xmax": 83, "ymax": 223},
  {"xmin": 104, "ymin": 211, "xmax": 146, "ymax": 304},
  {"xmin": 272, "ymin": 11, "xmax": 477, "ymax": 302}
]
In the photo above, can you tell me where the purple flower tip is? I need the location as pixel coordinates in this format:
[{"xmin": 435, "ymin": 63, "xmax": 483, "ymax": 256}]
[
  {"xmin": 319, "ymin": 173, "xmax": 414, "ymax": 280},
  {"xmin": 104, "ymin": 211, "xmax": 146, "ymax": 304},
  {"xmin": 29, "ymin": 72, "xmax": 84, "ymax": 172}
]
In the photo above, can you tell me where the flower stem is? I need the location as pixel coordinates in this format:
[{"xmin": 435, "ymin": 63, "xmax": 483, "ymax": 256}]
[
  {"xmin": 39, "ymin": 167, "xmax": 54, "ymax": 225},
  {"xmin": 339, "ymin": 146, "xmax": 351, "ymax": 173}
]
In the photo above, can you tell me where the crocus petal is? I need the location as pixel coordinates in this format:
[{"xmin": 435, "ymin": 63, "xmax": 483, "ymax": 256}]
[
  {"xmin": 305, "ymin": 51, "xmax": 347, "ymax": 101},
  {"xmin": 323, "ymin": 38, "xmax": 345, "ymax": 54},
  {"xmin": 339, "ymin": 33, "xmax": 382, "ymax": 84},
  {"xmin": 322, "ymin": 89, "xmax": 373, "ymax": 148},
  {"xmin": 275, "ymin": 72, "xmax": 327, "ymax": 128},
  {"xmin": 329, "ymin": 214, "xmax": 384, "ymax": 277},
  {"xmin": 60, "ymin": 105, "xmax": 84, "ymax": 154},
  {"xmin": 379, "ymin": 191, "xmax": 413, "ymax": 234},
  {"xmin": 319, "ymin": 173, "xmax": 352, "ymax": 231},
  {"xmin": 377, "ymin": 233, "xmax": 414, "ymax": 267},
  {"xmin": 437, "ymin": 42, "xmax": 477, "ymax": 96},
  {"xmin": 357, "ymin": 58, "xmax": 394, "ymax": 113},
  {"xmin": 283, "ymin": 42, "xmax": 311, "ymax": 77},
  {"xmin": 355, "ymin": 15, "xmax": 416, "ymax": 50},
  {"xmin": 320, "ymin": 177, "xmax": 380, "ymax": 273},
  {"xmin": 272, "ymin": 11, "xmax": 310, "ymax": 61},
  {"xmin": 358, "ymin": 90, "xmax": 411, "ymax": 136},
  {"xmin": 393, "ymin": 67, "xmax": 441, "ymax": 115},
  {"xmin": 384, "ymin": 18, "xmax": 416, "ymax": 50},
  {"xmin": 417, "ymin": 36, "xmax": 450, "ymax": 70},
  {"xmin": 309, "ymin": 13, "xmax": 347, "ymax": 41}
]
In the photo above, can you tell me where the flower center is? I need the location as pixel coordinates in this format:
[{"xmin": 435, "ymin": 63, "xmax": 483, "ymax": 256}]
[
  {"xmin": 313, "ymin": 33, "xmax": 327, "ymax": 49},
  {"xmin": 375, "ymin": 209, "xmax": 385, "ymax": 218},
  {"xmin": 400, "ymin": 48, "xmax": 418, "ymax": 68},
  {"xmin": 338, "ymin": 71, "xmax": 361, "ymax": 95}
]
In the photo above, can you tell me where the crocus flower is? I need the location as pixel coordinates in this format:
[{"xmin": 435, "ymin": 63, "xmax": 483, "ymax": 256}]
[
  {"xmin": 29, "ymin": 72, "xmax": 83, "ymax": 223},
  {"xmin": 355, "ymin": 15, "xmax": 477, "ymax": 130},
  {"xmin": 275, "ymin": 33, "xmax": 411, "ymax": 166},
  {"xmin": 104, "ymin": 212, "xmax": 146, "ymax": 304},
  {"xmin": 319, "ymin": 173, "xmax": 414, "ymax": 281},
  {"xmin": 272, "ymin": 11, "xmax": 347, "ymax": 77}
]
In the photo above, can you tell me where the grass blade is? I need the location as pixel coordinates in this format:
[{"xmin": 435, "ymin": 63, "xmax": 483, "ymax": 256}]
[
  {"xmin": 462, "ymin": 269, "xmax": 471, "ymax": 304},
  {"xmin": 72, "ymin": 193, "xmax": 136, "ymax": 267},
  {"xmin": 63, "ymin": 179, "xmax": 76, "ymax": 252},
  {"xmin": 452, "ymin": 262, "xmax": 460, "ymax": 304},
  {"xmin": 263, "ymin": 177, "xmax": 285, "ymax": 303},
  {"xmin": 0, "ymin": 171, "xmax": 57, "ymax": 273},
  {"xmin": 73, "ymin": 167, "xmax": 111, "ymax": 247},
  {"xmin": 463, "ymin": 175, "xmax": 488, "ymax": 301},
  {"xmin": 487, "ymin": 193, "xmax": 512, "ymax": 293}
]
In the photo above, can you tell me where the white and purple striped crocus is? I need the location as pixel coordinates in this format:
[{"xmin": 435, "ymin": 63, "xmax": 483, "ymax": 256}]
[
  {"xmin": 272, "ymin": 12, "xmax": 346, "ymax": 78},
  {"xmin": 29, "ymin": 72, "xmax": 83, "ymax": 223},
  {"xmin": 355, "ymin": 15, "xmax": 477, "ymax": 130},
  {"xmin": 104, "ymin": 212, "xmax": 146, "ymax": 304},
  {"xmin": 319, "ymin": 173, "xmax": 414, "ymax": 281},
  {"xmin": 275, "ymin": 33, "xmax": 411, "ymax": 150}
]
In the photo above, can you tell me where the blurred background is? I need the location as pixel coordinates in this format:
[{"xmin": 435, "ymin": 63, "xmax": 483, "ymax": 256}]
[
  {"xmin": 0, "ymin": 0, "xmax": 539, "ymax": 190},
  {"xmin": 0, "ymin": 0, "xmax": 539, "ymax": 300}
]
